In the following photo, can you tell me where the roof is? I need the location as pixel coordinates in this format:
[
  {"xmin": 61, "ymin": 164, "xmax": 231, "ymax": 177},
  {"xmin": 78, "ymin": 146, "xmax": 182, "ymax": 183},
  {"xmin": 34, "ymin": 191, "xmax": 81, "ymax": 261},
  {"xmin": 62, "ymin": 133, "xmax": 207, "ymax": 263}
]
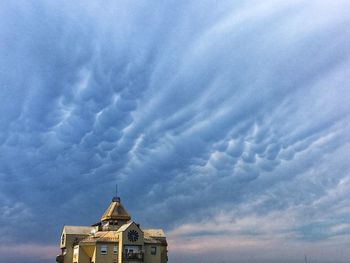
[
  {"xmin": 144, "ymin": 236, "xmax": 161, "ymax": 244},
  {"xmin": 143, "ymin": 229, "xmax": 166, "ymax": 238},
  {"xmin": 63, "ymin": 226, "xmax": 94, "ymax": 235},
  {"xmin": 80, "ymin": 231, "xmax": 119, "ymax": 243},
  {"xmin": 101, "ymin": 198, "xmax": 131, "ymax": 221},
  {"xmin": 116, "ymin": 221, "xmax": 133, "ymax": 232},
  {"xmin": 144, "ymin": 229, "xmax": 167, "ymax": 245},
  {"xmin": 116, "ymin": 221, "xmax": 142, "ymax": 233}
]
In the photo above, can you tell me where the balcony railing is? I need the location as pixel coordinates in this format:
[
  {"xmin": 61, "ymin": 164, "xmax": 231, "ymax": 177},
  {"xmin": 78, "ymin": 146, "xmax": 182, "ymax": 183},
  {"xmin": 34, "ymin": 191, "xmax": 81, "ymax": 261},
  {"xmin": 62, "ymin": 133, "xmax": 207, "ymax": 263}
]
[{"xmin": 122, "ymin": 252, "xmax": 144, "ymax": 261}]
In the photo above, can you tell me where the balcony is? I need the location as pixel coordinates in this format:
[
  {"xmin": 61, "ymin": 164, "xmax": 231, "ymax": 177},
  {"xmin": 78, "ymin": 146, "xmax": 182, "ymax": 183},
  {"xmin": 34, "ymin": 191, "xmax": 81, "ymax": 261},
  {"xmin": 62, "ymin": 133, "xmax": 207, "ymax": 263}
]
[{"xmin": 122, "ymin": 252, "xmax": 144, "ymax": 261}]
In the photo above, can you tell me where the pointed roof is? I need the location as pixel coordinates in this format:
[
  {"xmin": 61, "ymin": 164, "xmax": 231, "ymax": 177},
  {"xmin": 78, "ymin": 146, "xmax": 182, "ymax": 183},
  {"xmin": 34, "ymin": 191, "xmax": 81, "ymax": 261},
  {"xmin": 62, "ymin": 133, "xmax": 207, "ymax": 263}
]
[
  {"xmin": 116, "ymin": 221, "xmax": 134, "ymax": 233},
  {"xmin": 116, "ymin": 221, "xmax": 142, "ymax": 233},
  {"xmin": 101, "ymin": 197, "xmax": 131, "ymax": 221}
]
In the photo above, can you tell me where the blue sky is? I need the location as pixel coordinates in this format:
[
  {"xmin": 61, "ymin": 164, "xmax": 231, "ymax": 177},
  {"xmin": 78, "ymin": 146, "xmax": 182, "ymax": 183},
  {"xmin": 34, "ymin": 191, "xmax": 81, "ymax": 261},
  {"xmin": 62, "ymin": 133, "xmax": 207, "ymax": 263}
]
[{"xmin": 1, "ymin": 1, "xmax": 350, "ymax": 262}]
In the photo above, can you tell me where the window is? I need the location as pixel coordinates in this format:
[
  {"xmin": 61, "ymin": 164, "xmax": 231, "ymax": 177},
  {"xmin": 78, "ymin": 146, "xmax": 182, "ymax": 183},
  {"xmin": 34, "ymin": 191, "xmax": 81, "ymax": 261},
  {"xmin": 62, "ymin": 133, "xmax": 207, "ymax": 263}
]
[
  {"xmin": 101, "ymin": 245, "xmax": 108, "ymax": 255},
  {"xmin": 151, "ymin": 246, "xmax": 157, "ymax": 255},
  {"xmin": 61, "ymin": 234, "xmax": 65, "ymax": 245},
  {"xmin": 113, "ymin": 245, "xmax": 118, "ymax": 255}
]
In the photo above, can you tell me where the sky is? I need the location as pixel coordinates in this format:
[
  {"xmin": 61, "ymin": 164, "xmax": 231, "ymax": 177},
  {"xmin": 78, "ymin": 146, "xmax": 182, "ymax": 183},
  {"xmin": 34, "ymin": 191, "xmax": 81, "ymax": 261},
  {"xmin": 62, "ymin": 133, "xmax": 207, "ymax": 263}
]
[{"xmin": 0, "ymin": 0, "xmax": 350, "ymax": 262}]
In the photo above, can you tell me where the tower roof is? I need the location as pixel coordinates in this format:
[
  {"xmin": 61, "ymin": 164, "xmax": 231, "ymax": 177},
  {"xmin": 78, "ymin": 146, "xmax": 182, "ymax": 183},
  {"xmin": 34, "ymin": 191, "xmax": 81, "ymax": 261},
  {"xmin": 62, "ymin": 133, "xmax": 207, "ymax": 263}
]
[{"xmin": 100, "ymin": 197, "xmax": 131, "ymax": 222}]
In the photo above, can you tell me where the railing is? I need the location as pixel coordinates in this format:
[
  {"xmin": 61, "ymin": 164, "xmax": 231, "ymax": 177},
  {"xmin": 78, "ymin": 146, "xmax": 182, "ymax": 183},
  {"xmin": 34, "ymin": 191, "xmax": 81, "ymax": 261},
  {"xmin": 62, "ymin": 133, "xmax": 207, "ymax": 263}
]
[{"xmin": 122, "ymin": 252, "xmax": 144, "ymax": 261}]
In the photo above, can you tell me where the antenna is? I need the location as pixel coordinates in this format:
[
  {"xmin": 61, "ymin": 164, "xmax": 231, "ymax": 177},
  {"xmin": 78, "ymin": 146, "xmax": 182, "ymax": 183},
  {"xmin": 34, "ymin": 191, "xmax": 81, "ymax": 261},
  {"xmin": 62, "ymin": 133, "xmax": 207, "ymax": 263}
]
[{"xmin": 113, "ymin": 184, "xmax": 120, "ymax": 202}]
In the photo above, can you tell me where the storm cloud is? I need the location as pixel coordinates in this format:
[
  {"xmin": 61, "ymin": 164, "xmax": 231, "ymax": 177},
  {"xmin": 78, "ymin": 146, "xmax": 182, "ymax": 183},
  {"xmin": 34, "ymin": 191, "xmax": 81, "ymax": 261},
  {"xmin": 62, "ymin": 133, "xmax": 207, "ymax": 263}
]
[{"xmin": 0, "ymin": 0, "xmax": 350, "ymax": 262}]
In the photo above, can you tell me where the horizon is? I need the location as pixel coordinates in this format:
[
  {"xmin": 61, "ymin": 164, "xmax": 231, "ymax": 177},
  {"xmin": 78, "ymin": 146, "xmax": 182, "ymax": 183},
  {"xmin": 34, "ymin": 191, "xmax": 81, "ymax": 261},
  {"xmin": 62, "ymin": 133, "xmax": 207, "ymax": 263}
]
[{"xmin": 0, "ymin": 1, "xmax": 350, "ymax": 263}]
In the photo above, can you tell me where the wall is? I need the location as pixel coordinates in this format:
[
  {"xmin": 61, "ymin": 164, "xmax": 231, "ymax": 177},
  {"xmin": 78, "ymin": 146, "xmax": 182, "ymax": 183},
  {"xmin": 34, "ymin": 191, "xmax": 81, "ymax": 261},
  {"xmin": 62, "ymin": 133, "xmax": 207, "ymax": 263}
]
[
  {"xmin": 77, "ymin": 245, "xmax": 91, "ymax": 263},
  {"xmin": 62, "ymin": 233, "xmax": 91, "ymax": 263},
  {"xmin": 144, "ymin": 244, "xmax": 161, "ymax": 263},
  {"xmin": 94, "ymin": 243, "xmax": 118, "ymax": 263},
  {"xmin": 119, "ymin": 222, "xmax": 144, "ymax": 262}
]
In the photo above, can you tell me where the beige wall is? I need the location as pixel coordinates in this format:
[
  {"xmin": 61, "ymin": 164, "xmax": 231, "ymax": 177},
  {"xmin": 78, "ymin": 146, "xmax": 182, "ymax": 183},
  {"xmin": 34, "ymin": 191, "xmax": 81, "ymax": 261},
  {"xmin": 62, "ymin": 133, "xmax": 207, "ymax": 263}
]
[
  {"xmin": 119, "ymin": 223, "xmax": 144, "ymax": 262},
  {"xmin": 59, "ymin": 224, "xmax": 167, "ymax": 263},
  {"xmin": 60, "ymin": 232, "xmax": 92, "ymax": 263},
  {"xmin": 94, "ymin": 243, "xmax": 118, "ymax": 263},
  {"xmin": 77, "ymin": 242, "xmax": 166, "ymax": 263},
  {"xmin": 144, "ymin": 244, "xmax": 166, "ymax": 263},
  {"xmin": 61, "ymin": 232, "xmax": 89, "ymax": 249},
  {"xmin": 160, "ymin": 245, "xmax": 167, "ymax": 263},
  {"xmin": 81, "ymin": 245, "xmax": 95, "ymax": 259},
  {"xmin": 118, "ymin": 233, "xmax": 123, "ymax": 263},
  {"xmin": 63, "ymin": 246, "xmax": 73, "ymax": 263},
  {"xmin": 62, "ymin": 234, "xmax": 85, "ymax": 263},
  {"xmin": 120, "ymin": 223, "xmax": 144, "ymax": 246},
  {"xmin": 77, "ymin": 245, "xmax": 90, "ymax": 263}
]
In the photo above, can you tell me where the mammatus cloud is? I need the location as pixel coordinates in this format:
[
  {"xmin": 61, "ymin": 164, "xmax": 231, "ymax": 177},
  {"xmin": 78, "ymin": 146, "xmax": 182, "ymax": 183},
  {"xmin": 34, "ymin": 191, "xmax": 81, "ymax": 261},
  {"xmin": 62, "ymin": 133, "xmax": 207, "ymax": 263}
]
[{"xmin": 0, "ymin": 0, "xmax": 350, "ymax": 262}]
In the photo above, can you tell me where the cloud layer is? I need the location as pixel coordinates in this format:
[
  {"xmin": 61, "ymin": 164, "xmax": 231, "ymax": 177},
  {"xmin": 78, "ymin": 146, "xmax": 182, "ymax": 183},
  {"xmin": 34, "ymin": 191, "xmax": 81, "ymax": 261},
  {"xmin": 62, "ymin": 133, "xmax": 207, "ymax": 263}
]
[{"xmin": 0, "ymin": 0, "xmax": 350, "ymax": 262}]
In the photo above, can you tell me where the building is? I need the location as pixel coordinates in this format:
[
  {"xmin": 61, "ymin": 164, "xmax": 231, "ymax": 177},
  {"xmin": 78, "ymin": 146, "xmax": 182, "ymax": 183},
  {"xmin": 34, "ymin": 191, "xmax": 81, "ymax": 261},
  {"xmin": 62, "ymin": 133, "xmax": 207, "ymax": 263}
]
[{"xmin": 56, "ymin": 195, "xmax": 168, "ymax": 263}]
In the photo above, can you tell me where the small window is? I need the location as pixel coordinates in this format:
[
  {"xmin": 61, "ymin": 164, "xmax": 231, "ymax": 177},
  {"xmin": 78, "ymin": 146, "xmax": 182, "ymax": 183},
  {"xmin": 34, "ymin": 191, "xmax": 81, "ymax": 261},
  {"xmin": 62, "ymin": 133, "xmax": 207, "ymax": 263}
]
[
  {"xmin": 113, "ymin": 245, "xmax": 118, "ymax": 255},
  {"xmin": 61, "ymin": 234, "xmax": 65, "ymax": 245},
  {"xmin": 101, "ymin": 245, "xmax": 108, "ymax": 255},
  {"xmin": 151, "ymin": 246, "xmax": 157, "ymax": 255}
]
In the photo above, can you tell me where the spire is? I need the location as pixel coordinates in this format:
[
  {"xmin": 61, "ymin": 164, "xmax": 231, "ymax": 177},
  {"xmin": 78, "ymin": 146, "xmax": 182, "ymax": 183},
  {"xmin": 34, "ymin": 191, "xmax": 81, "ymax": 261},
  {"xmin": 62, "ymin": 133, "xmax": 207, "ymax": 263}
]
[
  {"xmin": 112, "ymin": 184, "xmax": 120, "ymax": 202},
  {"xmin": 100, "ymin": 186, "xmax": 131, "ymax": 222}
]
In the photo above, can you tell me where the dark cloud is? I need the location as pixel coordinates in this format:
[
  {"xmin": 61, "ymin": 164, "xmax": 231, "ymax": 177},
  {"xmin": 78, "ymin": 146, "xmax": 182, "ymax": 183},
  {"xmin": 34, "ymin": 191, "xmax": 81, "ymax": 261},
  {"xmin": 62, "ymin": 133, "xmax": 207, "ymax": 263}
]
[{"xmin": 0, "ymin": 0, "xmax": 350, "ymax": 262}]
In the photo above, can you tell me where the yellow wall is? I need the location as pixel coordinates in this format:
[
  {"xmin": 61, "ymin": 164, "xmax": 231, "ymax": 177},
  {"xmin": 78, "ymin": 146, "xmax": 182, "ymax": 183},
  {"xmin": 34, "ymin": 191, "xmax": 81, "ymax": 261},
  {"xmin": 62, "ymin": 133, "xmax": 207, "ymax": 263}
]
[
  {"xmin": 61, "ymin": 233, "xmax": 93, "ymax": 263},
  {"xmin": 62, "ymin": 234, "xmax": 83, "ymax": 263},
  {"xmin": 94, "ymin": 243, "xmax": 118, "ymax": 263},
  {"xmin": 118, "ymin": 233, "xmax": 123, "ymax": 263},
  {"xmin": 144, "ymin": 244, "xmax": 165, "ymax": 263},
  {"xmin": 118, "ymin": 223, "xmax": 144, "ymax": 262},
  {"xmin": 120, "ymin": 223, "xmax": 144, "ymax": 246},
  {"xmin": 59, "ymin": 224, "xmax": 167, "ymax": 263},
  {"xmin": 78, "ymin": 245, "xmax": 90, "ymax": 263},
  {"xmin": 160, "ymin": 245, "xmax": 167, "ymax": 263},
  {"xmin": 81, "ymin": 245, "xmax": 95, "ymax": 259}
]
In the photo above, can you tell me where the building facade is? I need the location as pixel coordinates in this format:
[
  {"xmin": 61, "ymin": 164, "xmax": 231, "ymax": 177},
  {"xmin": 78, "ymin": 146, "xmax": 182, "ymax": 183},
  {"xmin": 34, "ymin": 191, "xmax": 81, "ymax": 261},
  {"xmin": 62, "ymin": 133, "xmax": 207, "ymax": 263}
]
[{"xmin": 56, "ymin": 196, "xmax": 167, "ymax": 263}]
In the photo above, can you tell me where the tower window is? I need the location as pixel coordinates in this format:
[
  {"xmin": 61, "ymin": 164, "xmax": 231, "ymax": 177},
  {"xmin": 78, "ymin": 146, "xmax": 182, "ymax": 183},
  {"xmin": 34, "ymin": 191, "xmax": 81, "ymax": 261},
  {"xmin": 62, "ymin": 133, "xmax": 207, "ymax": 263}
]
[
  {"xmin": 101, "ymin": 245, "xmax": 108, "ymax": 255},
  {"xmin": 151, "ymin": 246, "xmax": 157, "ymax": 255},
  {"xmin": 113, "ymin": 245, "xmax": 118, "ymax": 254}
]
